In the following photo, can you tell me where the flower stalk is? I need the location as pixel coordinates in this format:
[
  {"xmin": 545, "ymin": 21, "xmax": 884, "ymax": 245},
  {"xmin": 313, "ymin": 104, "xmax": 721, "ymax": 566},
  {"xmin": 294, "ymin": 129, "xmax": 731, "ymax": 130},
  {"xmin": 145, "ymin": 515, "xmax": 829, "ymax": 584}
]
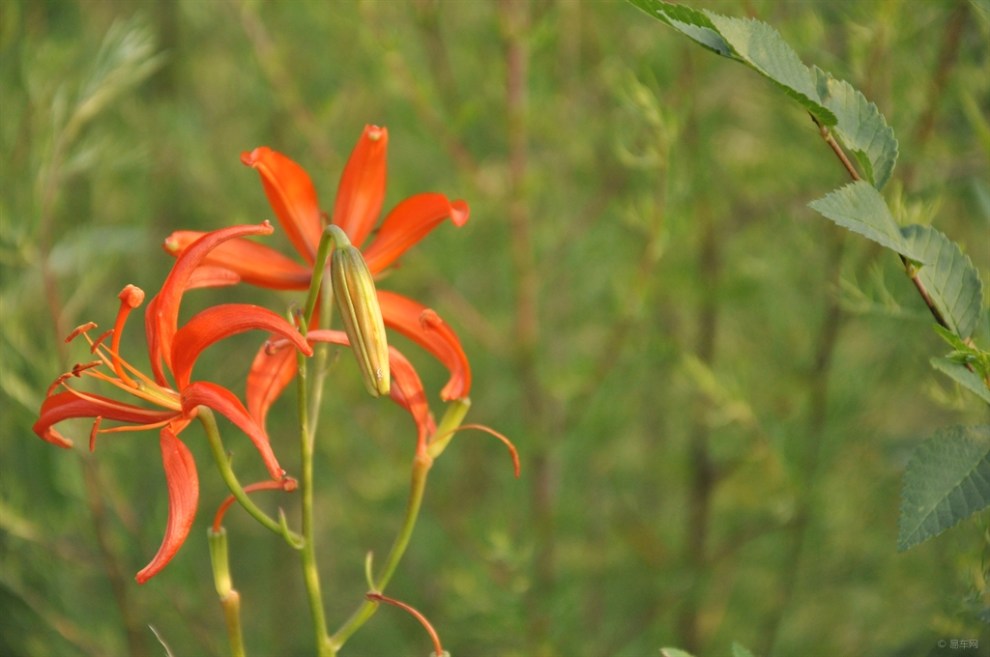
[
  {"xmin": 199, "ymin": 408, "xmax": 302, "ymax": 546},
  {"xmin": 208, "ymin": 527, "xmax": 246, "ymax": 657}
]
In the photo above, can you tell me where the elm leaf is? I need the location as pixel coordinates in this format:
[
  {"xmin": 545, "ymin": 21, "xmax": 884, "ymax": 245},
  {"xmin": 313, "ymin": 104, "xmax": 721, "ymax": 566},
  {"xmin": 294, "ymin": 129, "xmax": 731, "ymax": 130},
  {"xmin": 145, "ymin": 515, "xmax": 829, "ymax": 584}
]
[
  {"xmin": 809, "ymin": 182, "xmax": 923, "ymax": 260},
  {"xmin": 898, "ymin": 425, "xmax": 990, "ymax": 551},
  {"xmin": 901, "ymin": 224, "xmax": 985, "ymax": 340}
]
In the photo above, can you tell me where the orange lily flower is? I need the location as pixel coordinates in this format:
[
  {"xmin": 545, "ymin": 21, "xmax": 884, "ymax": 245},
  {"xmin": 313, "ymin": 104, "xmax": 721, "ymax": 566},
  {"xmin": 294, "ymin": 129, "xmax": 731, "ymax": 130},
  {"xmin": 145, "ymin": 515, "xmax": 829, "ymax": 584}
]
[
  {"xmin": 163, "ymin": 126, "xmax": 471, "ymax": 434},
  {"xmin": 33, "ymin": 222, "xmax": 313, "ymax": 583}
]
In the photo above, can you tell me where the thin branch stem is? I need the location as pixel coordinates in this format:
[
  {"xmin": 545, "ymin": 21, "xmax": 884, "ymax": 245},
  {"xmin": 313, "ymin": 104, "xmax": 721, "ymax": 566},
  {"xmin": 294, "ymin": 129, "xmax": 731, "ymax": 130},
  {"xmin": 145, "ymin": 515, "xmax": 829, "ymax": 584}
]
[{"xmin": 814, "ymin": 119, "xmax": 862, "ymax": 182}]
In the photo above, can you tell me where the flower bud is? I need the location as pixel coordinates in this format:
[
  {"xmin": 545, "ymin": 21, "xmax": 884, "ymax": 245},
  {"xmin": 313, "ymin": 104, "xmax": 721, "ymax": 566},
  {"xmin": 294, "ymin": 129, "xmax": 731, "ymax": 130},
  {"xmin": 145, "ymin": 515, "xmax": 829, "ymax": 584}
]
[{"xmin": 330, "ymin": 229, "xmax": 390, "ymax": 396}]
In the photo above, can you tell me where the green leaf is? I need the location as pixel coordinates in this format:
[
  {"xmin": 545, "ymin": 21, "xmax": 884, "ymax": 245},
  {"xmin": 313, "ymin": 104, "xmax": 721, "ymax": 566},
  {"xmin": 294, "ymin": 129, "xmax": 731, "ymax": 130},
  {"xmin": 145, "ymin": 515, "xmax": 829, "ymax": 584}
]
[
  {"xmin": 931, "ymin": 358, "xmax": 990, "ymax": 404},
  {"xmin": 732, "ymin": 642, "xmax": 758, "ymax": 657},
  {"xmin": 629, "ymin": 2, "xmax": 901, "ymax": 187},
  {"xmin": 809, "ymin": 182, "xmax": 924, "ymax": 260},
  {"xmin": 901, "ymin": 225, "xmax": 985, "ymax": 340},
  {"xmin": 813, "ymin": 68, "xmax": 898, "ymax": 189},
  {"xmin": 898, "ymin": 425, "xmax": 990, "ymax": 551},
  {"xmin": 627, "ymin": 0, "xmax": 731, "ymax": 56},
  {"xmin": 660, "ymin": 649, "xmax": 696, "ymax": 657},
  {"xmin": 704, "ymin": 13, "xmax": 836, "ymax": 126}
]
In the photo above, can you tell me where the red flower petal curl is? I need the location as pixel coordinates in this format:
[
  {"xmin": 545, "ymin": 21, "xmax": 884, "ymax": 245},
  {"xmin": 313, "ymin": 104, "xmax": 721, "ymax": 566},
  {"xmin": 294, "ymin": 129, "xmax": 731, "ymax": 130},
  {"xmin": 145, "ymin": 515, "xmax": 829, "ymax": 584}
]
[
  {"xmin": 170, "ymin": 304, "xmax": 312, "ymax": 390},
  {"xmin": 34, "ymin": 391, "xmax": 177, "ymax": 448},
  {"xmin": 333, "ymin": 125, "xmax": 388, "ymax": 248},
  {"xmin": 181, "ymin": 381, "xmax": 283, "ymax": 481},
  {"xmin": 147, "ymin": 222, "xmax": 275, "ymax": 386},
  {"xmin": 362, "ymin": 194, "xmax": 470, "ymax": 274},
  {"xmin": 135, "ymin": 426, "xmax": 199, "ymax": 583},
  {"xmin": 164, "ymin": 231, "xmax": 311, "ymax": 290},
  {"xmin": 241, "ymin": 147, "xmax": 323, "ymax": 264},
  {"xmin": 377, "ymin": 291, "xmax": 471, "ymax": 400}
]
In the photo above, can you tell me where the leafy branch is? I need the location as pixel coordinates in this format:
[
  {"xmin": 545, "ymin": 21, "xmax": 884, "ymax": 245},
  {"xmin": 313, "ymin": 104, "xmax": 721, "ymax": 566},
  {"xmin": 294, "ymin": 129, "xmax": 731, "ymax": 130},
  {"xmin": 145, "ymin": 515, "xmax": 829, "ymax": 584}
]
[{"xmin": 628, "ymin": 0, "xmax": 988, "ymax": 552}]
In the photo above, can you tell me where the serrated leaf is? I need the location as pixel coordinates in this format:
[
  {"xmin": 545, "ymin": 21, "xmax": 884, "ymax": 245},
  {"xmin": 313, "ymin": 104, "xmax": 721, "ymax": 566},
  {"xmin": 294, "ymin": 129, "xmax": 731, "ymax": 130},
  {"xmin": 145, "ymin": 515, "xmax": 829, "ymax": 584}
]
[
  {"xmin": 704, "ymin": 13, "xmax": 836, "ymax": 126},
  {"xmin": 931, "ymin": 358, "xmax": 990, "ymax": 404},
  {"xmin": 627, "ymin": 0, "xmax": 732, "ymax": 56},
  {"xmin": 901, "ymin": 225, "xmax": 985, "ymax": 340},
  {"xmin": 809, "ymin": 182, "xmax": 924, "ymax": 260},
  {"xmin": 629, "ymin": 2, "xmax": 903, "ymax": 187},
  {"xmin": 732, "ymin": 642, "xmax": 758, "ymax": 657},
  {"xmin": 898, "ymin": 425, "xmax": 990, "ymax": 551},
  {"xmin": 813, "ymin": 67, "xmax": 898, "ymax": 189}
]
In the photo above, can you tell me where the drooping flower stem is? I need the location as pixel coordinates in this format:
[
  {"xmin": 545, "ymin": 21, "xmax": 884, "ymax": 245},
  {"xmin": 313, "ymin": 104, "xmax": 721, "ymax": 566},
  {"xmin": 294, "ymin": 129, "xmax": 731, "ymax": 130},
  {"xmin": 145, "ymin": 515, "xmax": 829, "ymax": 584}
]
[{"xmin": 199, "ymin": 408, "xmax": 300, "ymax": 543}]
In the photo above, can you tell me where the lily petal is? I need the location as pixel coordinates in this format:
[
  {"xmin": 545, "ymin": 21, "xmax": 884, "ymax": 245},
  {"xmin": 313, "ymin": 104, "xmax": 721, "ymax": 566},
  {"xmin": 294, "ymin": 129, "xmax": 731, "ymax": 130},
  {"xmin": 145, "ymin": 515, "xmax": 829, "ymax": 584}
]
[
  {"xmin": 386, "ymin": 345, "xmax": 435, "ymax": 451},
  {"xmin": 307, "ymin": 329, "xmax": 435, "ymax": 445},
  {"xmin": 170, "ymin": 304, "xmax": 312, "ymax": 390},
  {"xmin": 377, "ymin": 290, "xmax": 471, "ymax": 400},
  {"xmin": 181, "ymin": 381, "xmax": 283, "ymax": 480},
  {"xmin": 135, "ymin": 426, "xmax": 199, "ymax": 583},
  {"xmin": 164, "ymin": 231, "xmax": 311, "ymax": 290},
  {"xmin": 184, "ymin": 266, "xmax": 243, "ymax": 290},
  {"xmin": 333, "ymin": 125, "xmax": 388, "ymax": 248},
  {"xmin": 241, "ymin": 147, "xmax": 324, "ymax": 264},
  {"xmin": 363, "ymin": 194, "xmax": 470, "ymax": 274},
  {"xmin": 246, "ymin": 341, "xmax": 300, "ymax": 428},
  {"xmin": 34, "ymin": 391, "xmax": 178, "ymax": 448},
  {"xmin": 147, "ymin": 222, "xmax": 275, "ymax": 386}
]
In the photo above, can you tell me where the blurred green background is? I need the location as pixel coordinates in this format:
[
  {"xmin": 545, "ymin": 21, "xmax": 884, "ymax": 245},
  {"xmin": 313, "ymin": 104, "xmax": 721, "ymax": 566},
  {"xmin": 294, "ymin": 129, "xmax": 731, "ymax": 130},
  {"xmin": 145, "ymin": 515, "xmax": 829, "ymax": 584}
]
[{"xmin": 2, "ymin": 1, "xmax": 988, "ymax": 656}]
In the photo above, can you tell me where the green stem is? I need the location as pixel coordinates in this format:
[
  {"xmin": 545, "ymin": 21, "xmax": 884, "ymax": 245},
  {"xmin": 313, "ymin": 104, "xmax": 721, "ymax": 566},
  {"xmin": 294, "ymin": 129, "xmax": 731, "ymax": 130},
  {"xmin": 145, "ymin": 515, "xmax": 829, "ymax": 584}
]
[
  {"xmin": 328, "ymin": 455, "xmax": 432, "ymax": 651},
  {"xmin": 296, "ymin": 348, "xmax": 333, "ymax": 657},
  {"xmin": 219, "ymin": 591, "xmax": 246, "ymax": 657},
  {"xmin": 198, "ymin": 408, "xmax": 301, "ymax": 543},
  {"xmin": 303, "ymin": 226, "xmax": 337, "ymax": 326},
  {"xmin": 294, "ymin": 229, "xmax": 339, "ymax": 657},
  {"xmin": 208, "ymin": 528, "xmax": 246, "ymax": 657}
]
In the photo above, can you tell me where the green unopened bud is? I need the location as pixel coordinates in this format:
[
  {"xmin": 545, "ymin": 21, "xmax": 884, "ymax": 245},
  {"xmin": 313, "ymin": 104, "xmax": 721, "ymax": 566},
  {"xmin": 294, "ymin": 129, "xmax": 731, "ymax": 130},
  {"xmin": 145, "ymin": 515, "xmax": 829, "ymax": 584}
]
[{"xmin": 330, "ymin": 226, "xmax": 390, "ymax": 397}]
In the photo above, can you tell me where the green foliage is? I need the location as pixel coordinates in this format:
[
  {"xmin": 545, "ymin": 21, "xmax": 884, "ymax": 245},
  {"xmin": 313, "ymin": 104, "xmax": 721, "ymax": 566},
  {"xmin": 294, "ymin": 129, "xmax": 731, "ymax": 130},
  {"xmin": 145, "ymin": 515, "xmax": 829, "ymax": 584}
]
[
  {"xmin": 634, "ymin": 0, "xmax": 990, "ymax": 559},
  {"xmin": 660, "ymin": 648, "xmax": 697, "ymax": 657},
  {"xmin": 898, "ymin": 425, "xmax": 990, "ymax": 551},
  {"xmin": 732, "ymin": 642, "xmax": 759, "ymax": 657},
  {"xmin": 931, "ymin": 358, "xmax": 990, "ymax": 404},
  {"xmin": 813, "ymin": 69, "xmax": 898, "ymax": 191},
  {"xmin": 630, "ymin": 0, "xmax": 899, "ymax": 189},
  {"xmin": 808, "ymin": 181, "xmax": 925, "ymax": 260},
  {"xmin": 3, "ymin": 2, "xmax": 988, "ymax": 657},
  {"xmin": 902, "ymin": 225, "xmax": 986, "ymax": 341}
]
